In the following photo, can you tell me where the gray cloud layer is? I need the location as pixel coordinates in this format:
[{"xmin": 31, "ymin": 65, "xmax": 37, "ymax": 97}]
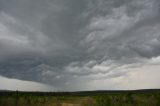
[{"xmin": 0, "ymin": 0, "xmax": 160, "ymax": 90}]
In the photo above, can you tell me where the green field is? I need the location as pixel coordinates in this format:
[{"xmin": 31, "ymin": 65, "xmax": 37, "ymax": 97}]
[{"xmin": 0, "ymin": 89, "xmax": 160, "ymax": 106}]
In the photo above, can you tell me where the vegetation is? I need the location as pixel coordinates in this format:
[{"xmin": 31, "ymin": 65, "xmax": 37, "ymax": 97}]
[{"xmin": 0, "ymin": 89, "xmax": 160, "ymax": 106}]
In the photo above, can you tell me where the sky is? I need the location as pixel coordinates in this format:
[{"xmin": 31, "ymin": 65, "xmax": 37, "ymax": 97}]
[{"xmin": 0, "ymin": 0, "xmax": 160, "ymax": 91}]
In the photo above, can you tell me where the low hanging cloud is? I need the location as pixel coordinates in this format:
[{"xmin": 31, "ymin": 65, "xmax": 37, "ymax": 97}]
[
  {"xmin": 0, "ymin": 75, "xmax": 54, "ymax": 91},
  {"xmin": 0, "ymin": 0, "xmax": 160, "ymax": 91}
]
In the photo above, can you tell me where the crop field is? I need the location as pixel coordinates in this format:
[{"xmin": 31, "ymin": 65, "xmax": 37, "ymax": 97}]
[{"xmin": 0, "ymin": 89, "xmax": 160, "ymax": 106}]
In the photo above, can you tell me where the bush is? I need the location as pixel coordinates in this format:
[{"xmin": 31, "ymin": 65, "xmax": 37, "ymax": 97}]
[{"xmin": 96, "ymin": 96, "xmax": 111, "ymax": 106}]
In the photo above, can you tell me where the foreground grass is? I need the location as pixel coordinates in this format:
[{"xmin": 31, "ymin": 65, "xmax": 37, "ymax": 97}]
[{"xmin": 0, "ymin": 90, "xmax": 160, "ymax": 106}]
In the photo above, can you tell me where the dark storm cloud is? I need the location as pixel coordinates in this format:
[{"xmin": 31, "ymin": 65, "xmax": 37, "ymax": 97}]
[{"xmin": 0, "ymin": 0, "xmax": 160, "ymax": 90}]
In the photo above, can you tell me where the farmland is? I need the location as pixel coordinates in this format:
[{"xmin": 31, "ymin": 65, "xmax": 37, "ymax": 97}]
[{"xmin": 0, "ymin": 89, "xmax": 160, "ymax": 106}]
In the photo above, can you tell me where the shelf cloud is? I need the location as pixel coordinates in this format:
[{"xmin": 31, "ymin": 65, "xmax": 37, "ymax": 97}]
[{"xmin": 0, "ymin": 0, "xmax": 160, "ymax": 91}]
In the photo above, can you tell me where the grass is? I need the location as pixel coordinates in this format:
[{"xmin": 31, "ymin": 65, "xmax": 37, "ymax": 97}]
[{"xmin": 0, "ymin": 89, "xmax": 160, "ymax": 106}]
